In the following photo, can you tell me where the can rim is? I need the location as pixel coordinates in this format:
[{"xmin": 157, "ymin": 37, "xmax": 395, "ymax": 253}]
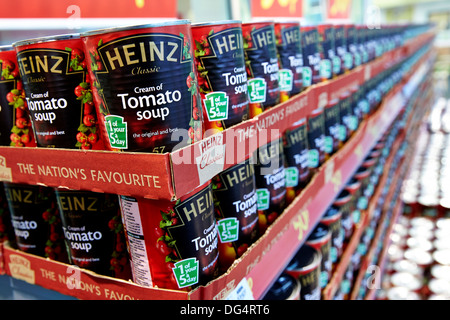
[
  {"xmin": 192, "ymin": 20, "xmax": 242, "ymax": 27},
  {"xmin": 80, "ymin": 19, "xmax": 191, "ymax": 37},
  {"xmin": 242, "ymin": 20, "xmax": 275, "ymax": 26},
  {"xmin": 0, "ymin": 45, "xmax": 14, "ymax": 52},
  {"xmin": 13, "ymin": 33, "xmax": 81, "ymax": 47}
]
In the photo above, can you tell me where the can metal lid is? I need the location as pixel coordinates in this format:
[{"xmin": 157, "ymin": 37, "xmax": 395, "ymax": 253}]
[
  {"xmin": 434, "ymin": 238, "xmax": 450, "ymax": 251},
  {"xmin": 287, "ymin": 244, "xmax": 322, "ymax": 273},
  {"xmin": 193, "ymin": 20, "xmax": 242, "ymax": 27},
  {"xmin": 0, "ymin": 45, "xmax": 13, "ymax": 52},
  {"xmin": 263, "ymin": 273, "xmax": 300, "ymax": 300},
  {"xmin": 404, "ymin": 248, "xmax": 433, "ymax": 266},
  {"xmin": 306, "ymin": 223, "xmax": 331, "ymax": 243},
  {"xmin": 410, "ymin": 217, "xmax": 435, "ymax": 230},
  {"xmin": 429, "ymin": 279, "xmax": 450, "ymax": 296},
  {"xmin": 322, "ymin": 206, "xmax": 341, "ymax": 221},
  {"xmin": 388, "ymin": 245, "xmax": 404, "ymax": 262},
  {"xmin": 392, "ymin": 224, "xmax": 408, "ymax": 237},
  {"xmin": 406, "ymin": 237, "xmax": 433, "ymax": 252},
  {"xmin": 436, "ymin": 218, "xmax": 450, "ymax": 230},
  {"xmin": 433, "ymin": 249, "xmax": 450, "ymax": 266},
  {"xmin": 390, "ymin": 272, "xmax": 422, "ymax": 291},
  {"xmin": 80, "ymin": 19, "xmax": 190, "ymax": 38},
  {"xmin": 345, "ymin": 178, "xmax": 361, "ymax": 194},
  {"xmin": 431, "ymin": 265, "xmax": 450, "ymax": 281},
  {"xmin": 428, "ymin": 294, "xmax": 450, "ymax": 300},
  {"xmin": 393, "ymin": 260, "xmax": 423, "ymax": 277},
  {"xmin": 13, "ymin": 33, "xmax": 81, "ymax": 47},
  {"xmin": 387, "ymin": 287, "xmax": 421, "ymax": 300},
  {"xmin": 434, "ymin": 228, "xmax": 450, "ymax": 241},
  {"xmin": 408, "ymin": 227, "xmax": 434, "ymax": 240},
  {"xmin": 333, "ymin": 189, "xmax": 352, "ymax": 206}
]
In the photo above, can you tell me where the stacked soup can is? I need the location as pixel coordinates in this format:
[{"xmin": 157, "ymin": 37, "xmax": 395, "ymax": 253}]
[{"xmin": 382, "ymin": 217, "xmax": 450, "ymax": 300}]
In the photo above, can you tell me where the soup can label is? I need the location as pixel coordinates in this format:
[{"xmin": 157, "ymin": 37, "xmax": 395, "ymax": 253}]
[
  {"xmin": 274, "ymin": 22, "xmax": 303, "ymax": 101},
  {"xmin": 0, "ymin": 46, "xmax": 36, "ymax": 148},
  {"xmin": 254, "ymin": 138, "xmax": 286, "ymax": 233},
  {"xmin": 307, "ymin": 109, "xmax": 326, "ymax": 168},
  {"xmin": 119, "ymin": 183, "xmax": 219, "ymax": 290},
  {"xmin": 286, "ymin": 245, "xmax": 322, "ymax": 300},
  {"xmin": 283, "ymin": 118, "xmax": 310, "ymax": 203},
  {"xmin": 306, "ymin": 223, "xmax": 332, "ymax": 289},
  {"xmin": 3, "ymin": 183, "xmax": 67, "ymax": 262},
  {"xmin": 346, "ymin": 24, "xmax": 360, "ymax": 67},
  {"xmin": 324, "ymin": 100, "xmax": 341, "ymax": 155},
  {"xmin": 317, "ymin": 25, "xmax": 335, "ymax": 80},
  {"xmin": 339, "ymin": 92, "xmax": 357, "ymax": 140},
  {"xmin": 321, "ymin": 206, "xmax": 344, "ymax": 265},
  {"xmin": 212, "ymin": 157, "xmax": 259, "ymax": 271},
  {"xmin": 357, "ymin": 26, "xmax": 369, "ymax": 64},
  {"xmin": 55, "ymin": 190, "xmax": 131, "ymax": 279},
  {"xmin": 14, "ymin": 35, "xmax": 104, "ymax": 150},
  {"xmin": 334, "ymin": 25, "xmax": 348, "ymax": 74},
  {"xmin": 301, "ymin": 27, "xmax": 321, "ymax": 86},
  {"xmin": 82, "ymin": 21, "xmax": 202, "ymax": 153},
  {"xmin": 243, "ymin": 21, "xmax": 280, "ymax": 118},
  {"xmin": 0, "ymin": 183, "xmax": 15, "ymax": 244},
  {"xmin": 192, "ymin": 21, "xmax": 249, "ymax": 133}
]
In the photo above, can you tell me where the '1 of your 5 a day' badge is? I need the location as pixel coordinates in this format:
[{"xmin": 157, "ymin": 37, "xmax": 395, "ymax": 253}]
[
  {"xmin": 172, "ymin": 258, "xmax": 199, "ymax": 288},
  {"xmin": 105, "ymin": 115, "xmax": 128, "ymax": 149},
  {"xmin": 203, "ymin": 91, "xmax": 229, "ymax": 121},
  {"xmin": 217, "ymin": 217, "xmax": 239, "ymax": 243},
  {"xmin": 247, "ymin": 78, "xmax": 267, "ymax": 104}
]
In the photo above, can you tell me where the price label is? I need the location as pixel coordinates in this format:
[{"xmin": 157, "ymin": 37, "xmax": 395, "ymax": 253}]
[{"xmin": 225, "ymin": 277, "xmax": 254, "ymax": 300}]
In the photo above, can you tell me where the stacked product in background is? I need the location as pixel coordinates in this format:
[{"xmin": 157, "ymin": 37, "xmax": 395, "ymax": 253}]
[{"xmin": 380, "ymin": 98, "xmax": 450, "ymax": 300}]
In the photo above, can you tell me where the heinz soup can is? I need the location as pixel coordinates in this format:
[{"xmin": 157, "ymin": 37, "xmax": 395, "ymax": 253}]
[
  {"xmin": 212, "ymin": 156, "xmax": 259, "ymax": 272},
  {"xmin": 254, "ymin": 137, "xmax": 287, "ymax": 234},
  {"xmin": 274, "ymin": 21, "xmax": 303, "ymax": 101},
  {"xmin": 81, "ymin": 20, "xmax": 203, "ymax": 153},
  {"xmin": 14, "ymin": 34, "xmax": 104, "ymax": 150},
  {"xmin": 283, "ymin": 118, "xmax": 310, "ymax": 203},
  {"xmin": 285, "ymin": 244, "xmax": 322, "ymax": 300},
  {"xmin": 192, "ymin": 20, "xmax": 249, "ymax": 133},
  {"xmin": 306, "ymin": 222, "xmax": 332, "ymax": 290},
  {"xmin": 55, "ymin": 189, "xmax": 131, "ymax": 279},
  {"xmin": 301, "ymin": 26, "xmax": 321, "ymax": 86},
  {"xmin": 3, "ymin": 183, "xmax": 67, "ymax": 262},
  {"xmin": 0, "ymin": 45, "xmax": 36, "ymax": 148},
  {"xmin": 242, "ymin": 21, "xmax": 280, "ymax": 118},
  {"xmin": 119, "ymin": 182, "xmax": 219, "ymax": 290}
]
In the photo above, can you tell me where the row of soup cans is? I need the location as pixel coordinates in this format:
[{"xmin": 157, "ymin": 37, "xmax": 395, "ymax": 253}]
[
  {"xmin": 0, "ymin": 21, "xmax": 429, "ymax": 292},
  {"xmin": 0, "ymin": 19, "xmax": 415, "ymax": 154},
  {"xmin": 0, "ymin": 50, "xmax": 407, "ymax": 291}
]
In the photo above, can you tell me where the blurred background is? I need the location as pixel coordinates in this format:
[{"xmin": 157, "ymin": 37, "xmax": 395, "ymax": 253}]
[
  {"xmin": 1, "ymin": 0, "xmax": 449, "ymax": 86},
  {"xmin": 4, "ymin": 0, "xmax": 449, "ymax": 103}
]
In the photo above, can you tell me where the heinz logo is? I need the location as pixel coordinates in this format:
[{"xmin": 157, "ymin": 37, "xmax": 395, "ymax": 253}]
[
  {"xmin": 282, "ymin": 27, "xmax": 301, "ymax": 45},
  {"xmin": 252, "ymin": 26, "xmax": 275, "ymax": 49},
  {"xmin": 99, "ymin": 34, "xmax": 182, "ymax": 71},
  {"xmin": 210, "ymin": 28, "xmax": 244, "ymax": 56},
  {"xmin": 17, "ymin": 50, "xmax": 67, "ymax": 75},
  {"xmin": 303, "ymin": 30, "xmax": 318, "ymax": 46}
]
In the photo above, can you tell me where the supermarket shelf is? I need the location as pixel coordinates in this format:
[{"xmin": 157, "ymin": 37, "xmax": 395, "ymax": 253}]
[{"xmin": 0, "ymin": 32, "xmax": 437, "ymax": 300}]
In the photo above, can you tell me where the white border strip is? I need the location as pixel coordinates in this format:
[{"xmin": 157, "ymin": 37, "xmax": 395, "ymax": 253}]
[{"xmin": 0, "ymin": 18, "xmax": 178, "ymax": 30}]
